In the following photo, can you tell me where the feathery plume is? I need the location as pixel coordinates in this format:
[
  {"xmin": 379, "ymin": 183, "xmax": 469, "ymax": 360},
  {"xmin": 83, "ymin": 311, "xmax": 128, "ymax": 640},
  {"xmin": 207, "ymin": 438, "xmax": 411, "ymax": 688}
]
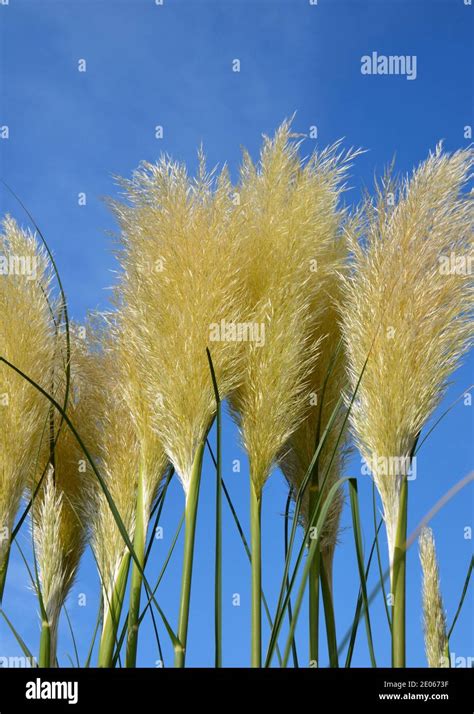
[
  {"xmin": 83, "ymin": 315, "xmax": 168, "ymax": 666},
  {"xmin": 32, "ymin": 327, "xmax": 96, "ymax": 665},
  {"xmin": 0, "ymin": 216, "xmax": 56, "ymax": 599},
  {"xmin": 230, "ymin": 121, "xmax": 359, "ymax": 666},
  {"xmin": 341, "ymin": 145, "xmax": 474, "ymax": 571},
  {"xmin": 231, "ymin": 122, "xmax": 356, "ymax": 494},
  {"xmin": 281, "ymin": 295, "xmax": 349, "ymax": 590},
  {"xmin": 33, "ymin": 466, "xmax": 64, "ymax": 664},
  {"xmin": 110, "ymin": 151, "xmax": 246, "ymax": 667},
  {"xmin": 419, "ymin": 527, "xmax": 449, "ymax": 668},
  {"xmin": 88, "ymin": 315, "xmax": 168, "ymax": 560},
  {"xmin": 106, "ymin": 311, "xmax": 169, "ymax": 667},
  {"xmin": 111, "ymin": 153, "xmax": 245, "ymax": 495},
  {"xmin": 84, "ymin": 327, "xmax": 139, "ymax": 666}
]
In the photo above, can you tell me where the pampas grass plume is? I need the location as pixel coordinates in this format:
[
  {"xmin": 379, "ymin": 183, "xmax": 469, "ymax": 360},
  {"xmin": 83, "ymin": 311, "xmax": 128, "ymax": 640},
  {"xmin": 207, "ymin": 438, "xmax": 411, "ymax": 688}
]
[
  {"xmin": 342, "ymin": 145, "xmax": 474, "ymax": 570},
  {"xmin": 111, "ymin": 152, "xmax": 245, "ymax": 496},
  {"xmin": 419, "ymin": 527, "xmax": 449, "ymax": 668},
  {"xmin": 0, "ymin": 216, "xmax": 56, "ymax": 595}
]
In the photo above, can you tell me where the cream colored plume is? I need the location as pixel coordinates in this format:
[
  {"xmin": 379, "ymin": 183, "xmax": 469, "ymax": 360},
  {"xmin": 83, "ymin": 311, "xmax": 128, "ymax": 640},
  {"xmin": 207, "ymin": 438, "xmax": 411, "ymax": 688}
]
[
  {"xmin": 341, "ymin": 146, "xmax": 474, "ymax": 572},
  {"xmin": 32, "ymin": 328, "xmax": 97, "ymax": 664},
  {"xmin": 281, "ymin": 270, "xmax": 349, "ymax": 573},
  {"xmin": 110, "ymin": 153, "xmax": 245, "ymax": 495},
  {"xmin": 33, "ymin": 466, "xmax": 64, "ymax": 663},
  {"xmin": 84, "ymin": 317, "xmax": 168, "ymax": 618},
  {"xmin": 0, "ymin": 216, "xmax": 56, "ymax": 595},
  {"xmin": 231, "ymin": 121, "xmax": 358, "ymax": 494},
  {"xmin": 419, "ymin": 527, "xmax": 449, "ymax": 668}
]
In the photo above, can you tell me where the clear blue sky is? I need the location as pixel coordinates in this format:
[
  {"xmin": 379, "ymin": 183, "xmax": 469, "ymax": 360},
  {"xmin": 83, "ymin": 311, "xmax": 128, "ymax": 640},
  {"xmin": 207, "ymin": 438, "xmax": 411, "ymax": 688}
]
[{"xmin": 0, "ymin": 0, "xmax": 472, "ymax": 667}]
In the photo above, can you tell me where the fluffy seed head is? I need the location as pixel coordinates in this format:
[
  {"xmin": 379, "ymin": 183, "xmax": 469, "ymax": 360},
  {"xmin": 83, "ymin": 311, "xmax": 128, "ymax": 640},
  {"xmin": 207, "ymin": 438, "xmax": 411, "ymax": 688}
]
[
  {"xmin": 231, "ymin": 121, "xmax": 358, "ymax": 494},
  {"xmin": 0, "ymin": 216, "xmax": 56, "ymax": 581},
  {"xmin": 111, "ymin": 153, "xmax": 245, "ymax": 493},
  {"xmin": 419, "ymin": 527, "xmax": 449, "ymax": 668},
  {"xmin": 84, "ymin": 317, "xmax": 168, "ymax": 609},
  {"xmin": 341, "ymin": 146, "xmax": 474, "ymax": 567},
  {"xmin": 281, "ymin": 268, "xmax": 349, "ymax": 560},
  {"xmin": 33, "ymin": 466, "xmax": 64, "ymax": 662},
  {"xmin": 32, "ymin": 328, "xmax": 97, "ymax": 660}
]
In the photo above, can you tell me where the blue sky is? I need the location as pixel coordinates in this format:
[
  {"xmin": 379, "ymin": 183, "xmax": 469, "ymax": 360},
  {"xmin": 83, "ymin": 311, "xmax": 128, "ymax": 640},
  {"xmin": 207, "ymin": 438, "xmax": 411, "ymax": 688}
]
[{"xmin": 0, "ymin": 0, "xmax": 472, "ymax": 667}]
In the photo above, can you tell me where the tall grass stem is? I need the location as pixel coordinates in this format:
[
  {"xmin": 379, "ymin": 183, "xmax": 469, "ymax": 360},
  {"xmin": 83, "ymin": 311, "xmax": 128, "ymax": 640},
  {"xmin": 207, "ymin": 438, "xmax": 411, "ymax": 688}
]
[
  {"xmin": 38, "ymin": 619, "xmax": 51, "ymax": 668},
  {"xmin": 391, "ymin": 475, "xmax": 408, "ymax": 667},
  {"xmin": 126, "ymin": 465, "xmax": 147, "ymax": 667},
  {"xmin": 98, "ymin": 553, "xmax": 130, "ymax": 667},
  {"xmin": 250, "ymin": 480, "xmax": 262, "ymax": 667},
  {"xmin": 175, "ymin": 440, "xmax": 205, "ymax": 667}
]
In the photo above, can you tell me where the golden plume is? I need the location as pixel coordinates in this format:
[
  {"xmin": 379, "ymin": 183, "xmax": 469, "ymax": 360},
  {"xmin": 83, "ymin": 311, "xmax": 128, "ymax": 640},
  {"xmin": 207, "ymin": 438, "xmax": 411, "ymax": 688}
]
[
  {"xmin": 281, "ymin": 270, "xmax": 349, "ymax": 579},
  {"xmin": 0, "ymin": 216, "xmax": 56, "ymax": 598},
  {"xmin": 341, "ymin": 145, "xmax": 474, "ymax": 572},
  {"xmin": 110, "ymin": 153, "xmax": 245, "ymax": 495},
  {"xmin": 80, "ymin": 315, "xmax": 168, "ymax": 666},
  {"xmin": 232, "ymin": 121, "xmax": 357, "ymax": 496},
  {"xmin": 229, "ymin": 121, "xmax": 358, "ymax": 665},
  {"xmin": 32, "ymin": 326, "xmax": 97, "ymax": 665},
  {"xmin": 419, "ymin": 527, "xmax": 449, "ymax": 668}
]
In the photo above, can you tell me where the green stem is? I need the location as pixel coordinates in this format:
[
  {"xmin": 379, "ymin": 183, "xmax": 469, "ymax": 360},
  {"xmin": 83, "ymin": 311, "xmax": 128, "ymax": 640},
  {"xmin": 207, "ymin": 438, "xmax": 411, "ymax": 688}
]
[
  {"xmin": 0, "ymin": 543, "xmax": 11, "ymax": 603},
  {"xmin": 214, "ymin": 402, "xmax": 222, "ymax": 667},
  {"xmin": 284, "ymin": 488, "xmax": 298, "ymax": 668},
  {"xmin": 38, "ymin": 618, "xmax": 51, "ymax": 668},
  {"xmin": 281, "ymin": 478, "xmax": 350, "ymax": 666},
  {"xmin": 206, "ymin": 347, "xmax": 222, "ymax": 667},
  {"xmin": 372, "ymin": 482, "xmax": 392, "ymax": 631},
  {"xmin": 49, "ymin": 617, "xmax": 60, "ymax": 667},
  {"xmin": 126, "ymin": 465, "xmax": 147, "ymax": 667},
  {"xmin": 320, "ymin": 554, "xmax": 338, "ymax": 667},
  {"xmin": 309, "ymin": 546, "xmax": 320, "ymax": 666},
  {"xmin": 392, "ymin": 475, "xmax": 408, "ymax": 668},
  {"xmin": 308, "ymin": 480, "xmax": 320, "ymax": 667},
  {"xmin": 250, "ymin": 479, "xmax": 262, "ymax": 668},
  {"xmin": 349, "ymin": 478, "xmax": 377, "ymax": 667},
  {"xmin": 174, "ymin": 440, "xmax": 205, "ymax": 668},
  {"xmin": 98, "ymin": 552, "xmax": 130, "ymax": 667},
  {"xmin": 216, "ymin": 455, "xmax": 282, "ymax": 665},
  {"xmin": 448, "ymin": 556, "xmax": 473, "ymax": 640}
]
